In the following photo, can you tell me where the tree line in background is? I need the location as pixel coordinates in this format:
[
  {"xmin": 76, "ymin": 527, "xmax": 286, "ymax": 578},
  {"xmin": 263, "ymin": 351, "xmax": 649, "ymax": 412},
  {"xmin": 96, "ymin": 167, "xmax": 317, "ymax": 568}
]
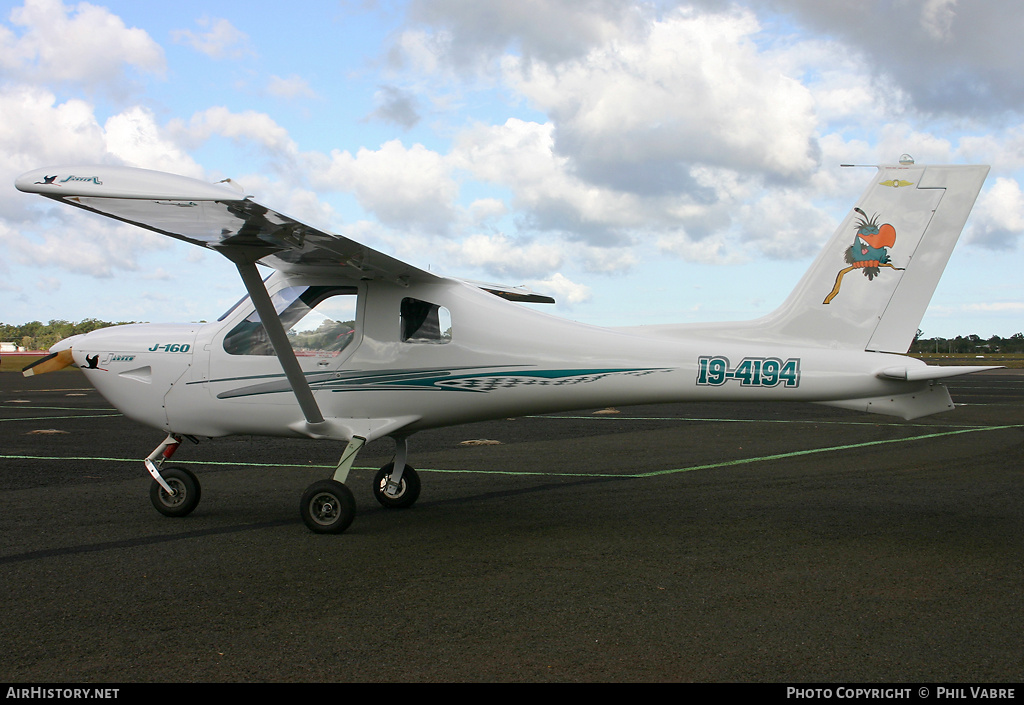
[
  {"xmin": 0, "ymin": 319, "xmax": 138, "ymax": 352},
  {"xmin": 4, "ymin": 319, "xmax": 1024, "ymax": 355},
  {"xmin": 910, "ymin": 331, "xmax": 1024, "ymax": 354}
]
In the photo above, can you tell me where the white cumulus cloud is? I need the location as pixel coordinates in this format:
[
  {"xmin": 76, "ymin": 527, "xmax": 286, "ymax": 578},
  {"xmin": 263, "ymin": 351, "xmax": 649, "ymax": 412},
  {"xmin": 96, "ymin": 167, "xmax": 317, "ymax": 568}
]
[
  {"xmin": 314, "ymin": 140, "xmax": 459, "ymax": 232},
  {"xmin": 0, "ymin": 0, "xmax": 164, "ymax": 88},
  {"xmin": 171, "ymin": 16, "xmax": 253, "ymax": 60},
  {"xmin": 968, "ymin": 177, "xmax": 1024, "ymax": 250}
]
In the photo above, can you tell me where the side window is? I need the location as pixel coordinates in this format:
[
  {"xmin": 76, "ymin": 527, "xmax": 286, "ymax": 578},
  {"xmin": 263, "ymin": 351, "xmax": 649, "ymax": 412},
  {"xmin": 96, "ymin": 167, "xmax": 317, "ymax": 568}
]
[
  {"xmin": 224, "ymin": 285, "xmax": 358, "ymax": 356},
  {"xmin": 401, "ymin": 298, "xmax": 452, "ymax": 344}
]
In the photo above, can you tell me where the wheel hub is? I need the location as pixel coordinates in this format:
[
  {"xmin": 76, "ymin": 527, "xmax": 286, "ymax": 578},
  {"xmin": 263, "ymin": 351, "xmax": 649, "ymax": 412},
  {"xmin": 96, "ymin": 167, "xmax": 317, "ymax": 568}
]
[
  {"xmin": 311, "ymin": 493, "xmax": 339, "ymax": 524},
  {"xmin": 382, "ymin": 475, "xmax": 405, "ymax": 498},
  {"xmin": 160, "ymin": 479, "xmax": 185, "ymax": 507}
]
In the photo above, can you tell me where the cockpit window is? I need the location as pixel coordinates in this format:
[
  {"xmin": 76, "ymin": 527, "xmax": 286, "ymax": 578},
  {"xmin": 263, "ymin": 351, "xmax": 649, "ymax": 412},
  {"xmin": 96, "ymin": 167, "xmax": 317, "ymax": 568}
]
[
  {"xmin": 224, "ymin": 285, "xmax": 358, "ymax": 356},
  {"xmin": 401, "ymin": 298, "xmax": 452, "ymax": 343}
]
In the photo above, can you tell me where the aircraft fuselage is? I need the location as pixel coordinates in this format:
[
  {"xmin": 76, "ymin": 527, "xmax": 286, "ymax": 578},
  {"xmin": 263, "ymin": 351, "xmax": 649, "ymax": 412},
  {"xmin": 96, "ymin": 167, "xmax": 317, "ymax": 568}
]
[{"xmin": 58, "ymin": 272, "xmax": 946, "ymax": 444}]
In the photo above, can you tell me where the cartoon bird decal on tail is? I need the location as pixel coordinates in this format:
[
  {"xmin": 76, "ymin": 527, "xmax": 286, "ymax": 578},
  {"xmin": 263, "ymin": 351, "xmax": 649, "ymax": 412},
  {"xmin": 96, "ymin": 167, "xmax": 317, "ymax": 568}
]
[
  {"xmin": 845, "ymin": 208, "xmax": 897, "ymax": 281},
  {"xmin": 824, "ymin": 207, "xmax": 902, "ymax": 303}
]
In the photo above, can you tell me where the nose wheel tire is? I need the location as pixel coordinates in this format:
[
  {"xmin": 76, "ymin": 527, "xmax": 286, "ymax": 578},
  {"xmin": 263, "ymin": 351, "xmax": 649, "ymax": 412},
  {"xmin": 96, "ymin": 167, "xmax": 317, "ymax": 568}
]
[
  {"xmin": 300, "ymin": 480, "xmax": 356, "ymax": 534},
  {"xmin": 373, "ymin": 463, "xmax": 421, "ymax": 509},
  {"xmin": 150, "ymin": 466, "xmax": 201, "ymax": 518}
]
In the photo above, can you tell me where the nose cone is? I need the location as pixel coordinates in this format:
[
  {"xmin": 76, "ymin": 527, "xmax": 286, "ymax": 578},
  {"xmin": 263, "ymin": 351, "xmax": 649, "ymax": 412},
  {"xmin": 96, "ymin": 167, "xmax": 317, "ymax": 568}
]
[
  {"xmin": 55, "ymin": 322, "xmax": 200, "ymax": 432},
  {"xmin": 49, "ymin": 333, "xmax": 86, "ymax": 353}
]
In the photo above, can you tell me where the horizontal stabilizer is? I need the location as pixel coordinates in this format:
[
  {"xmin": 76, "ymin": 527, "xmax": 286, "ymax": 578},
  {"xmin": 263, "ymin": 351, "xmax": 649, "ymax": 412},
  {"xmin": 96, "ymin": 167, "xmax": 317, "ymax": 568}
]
[{"xmin": 878, "ymin": 365, "xmax": 1003, "ymax": 381}]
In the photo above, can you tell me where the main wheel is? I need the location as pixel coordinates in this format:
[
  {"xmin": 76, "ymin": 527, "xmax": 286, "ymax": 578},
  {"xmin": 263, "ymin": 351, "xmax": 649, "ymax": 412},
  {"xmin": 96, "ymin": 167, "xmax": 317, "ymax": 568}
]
[
  {"xmin": 373, "ymin": 462, "xmax": 421, "ymax": 509},
  {"xmin": 300, "ymin": 479, "xmax": 356, "ymax": 534},
  {"xmin": 150, "ymin": 466, "xmax": 201, "ymax": 518}
]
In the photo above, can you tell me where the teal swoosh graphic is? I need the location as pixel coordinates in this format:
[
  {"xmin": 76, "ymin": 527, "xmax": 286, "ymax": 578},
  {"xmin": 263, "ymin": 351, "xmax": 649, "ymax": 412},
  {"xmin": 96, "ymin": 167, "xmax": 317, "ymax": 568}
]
[{"xmin": 214, "ymin": 366, "xmax": 671, "ymax": 400}]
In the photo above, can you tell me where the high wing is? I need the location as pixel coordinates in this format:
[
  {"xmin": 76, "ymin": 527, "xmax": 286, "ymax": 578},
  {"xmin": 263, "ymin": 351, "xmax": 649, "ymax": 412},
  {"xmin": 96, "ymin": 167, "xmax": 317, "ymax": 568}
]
[
  {"xmin": 16, "ymin": 165, "xmax": 433, "ymax": 285},
  {"xmin": 16, "ymin": 164, "xmax": 553, "ymax": 429},
  {"xmin": 15, "ymin": 165, "xmax": 553, "ymax": 302}
]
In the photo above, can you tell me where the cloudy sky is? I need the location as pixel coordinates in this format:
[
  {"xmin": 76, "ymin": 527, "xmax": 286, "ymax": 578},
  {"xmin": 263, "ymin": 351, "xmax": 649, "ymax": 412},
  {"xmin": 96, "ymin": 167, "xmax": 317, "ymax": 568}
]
[{"xmin": 2, "ymin": 0, "xmax": 1023, "ymax": 339}]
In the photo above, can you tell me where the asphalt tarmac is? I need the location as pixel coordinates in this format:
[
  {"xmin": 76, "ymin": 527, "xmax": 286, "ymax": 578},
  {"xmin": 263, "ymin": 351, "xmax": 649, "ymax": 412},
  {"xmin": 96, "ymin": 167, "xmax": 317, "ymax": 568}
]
[{"xmin": 1, "ymin": 366, "xmax": 1022, "ymax": 683}]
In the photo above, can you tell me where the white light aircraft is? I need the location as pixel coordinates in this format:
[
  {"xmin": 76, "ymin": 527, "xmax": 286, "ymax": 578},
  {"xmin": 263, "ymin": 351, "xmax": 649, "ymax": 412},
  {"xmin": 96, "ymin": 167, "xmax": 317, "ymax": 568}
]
[{"xmin": 16, "ymin": 160, "xmax": 994, "ymax": 533}]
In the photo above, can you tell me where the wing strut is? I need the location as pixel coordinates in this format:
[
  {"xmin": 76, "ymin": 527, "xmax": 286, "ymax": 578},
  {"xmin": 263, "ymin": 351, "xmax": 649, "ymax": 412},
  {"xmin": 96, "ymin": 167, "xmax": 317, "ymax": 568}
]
[{"xmin": 221, "ymin": 247, "xmax": 325, "ymax": 426}]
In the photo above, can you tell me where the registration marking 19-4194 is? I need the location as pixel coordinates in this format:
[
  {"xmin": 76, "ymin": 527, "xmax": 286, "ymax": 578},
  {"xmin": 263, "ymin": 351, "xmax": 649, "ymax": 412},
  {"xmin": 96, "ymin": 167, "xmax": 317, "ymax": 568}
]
[{"xmin": 696, "ymin": 356, "xmax": 801, "ymax": 388}]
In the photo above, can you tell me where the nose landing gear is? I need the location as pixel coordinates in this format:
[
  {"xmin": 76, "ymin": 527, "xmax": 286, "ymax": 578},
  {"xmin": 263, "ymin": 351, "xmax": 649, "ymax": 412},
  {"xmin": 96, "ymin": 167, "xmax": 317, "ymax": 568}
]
[
  {"xmin": 145, "ymin": 434, "xmax": 201, "ymax": 518},
  {"xmin": 150, "ymin": 466, "xmax": 201, "ymax": 517}
]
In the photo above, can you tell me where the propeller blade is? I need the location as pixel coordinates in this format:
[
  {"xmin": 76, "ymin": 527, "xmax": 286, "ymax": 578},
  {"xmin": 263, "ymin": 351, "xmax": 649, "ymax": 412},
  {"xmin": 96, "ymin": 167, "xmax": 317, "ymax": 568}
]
[{"xmin": 22, "ymin": 349, "xmax": 75, "ymax": 377}]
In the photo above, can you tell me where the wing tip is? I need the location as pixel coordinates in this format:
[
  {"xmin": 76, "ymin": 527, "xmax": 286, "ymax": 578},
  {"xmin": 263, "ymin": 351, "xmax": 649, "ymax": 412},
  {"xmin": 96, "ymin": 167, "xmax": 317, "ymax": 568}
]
[{"xmin": 16, "ymin": 165, "xmax": 247, "ymax": 201}]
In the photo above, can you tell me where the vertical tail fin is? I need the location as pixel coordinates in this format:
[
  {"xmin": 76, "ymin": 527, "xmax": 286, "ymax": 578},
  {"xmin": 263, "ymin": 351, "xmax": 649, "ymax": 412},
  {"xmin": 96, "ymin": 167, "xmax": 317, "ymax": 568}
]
[{"xmin": 755, "ymin": 163, "xmax": 989, "ymax": 352}]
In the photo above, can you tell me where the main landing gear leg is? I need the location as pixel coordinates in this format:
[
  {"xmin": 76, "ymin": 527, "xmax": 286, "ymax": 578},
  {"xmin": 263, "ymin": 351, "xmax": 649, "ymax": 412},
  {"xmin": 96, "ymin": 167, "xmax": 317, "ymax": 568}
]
[
  {"xmin": 299, "ymin": 435, "xmax": 422, "ymax": 533},
  {"xmin": 373, "ymin": 436, "xmax": 421, "ymax": 509},
  {"xmin": 145, "ymin": 433, "xmax": 201, "ymax": 518},
  {"xmin": 299, "ymin": 436, "xmax": 364, "ymax": 534}
]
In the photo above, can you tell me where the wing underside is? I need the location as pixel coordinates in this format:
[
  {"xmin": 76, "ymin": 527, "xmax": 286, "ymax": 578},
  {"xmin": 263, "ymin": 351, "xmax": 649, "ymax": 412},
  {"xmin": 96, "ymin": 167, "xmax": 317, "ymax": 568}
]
[
  {"xmin": 36, "ymin": 191, "xmax": 435, "ymax": 285},
  {"xmin": 16, "ymin": 165, "xmax": 554, "ymax": 303}
]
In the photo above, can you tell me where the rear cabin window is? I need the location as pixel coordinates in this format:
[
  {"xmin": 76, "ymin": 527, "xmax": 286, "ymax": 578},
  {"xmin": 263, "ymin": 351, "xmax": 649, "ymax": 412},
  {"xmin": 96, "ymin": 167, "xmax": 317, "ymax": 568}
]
[
  {"xmin": 224, "ymin": 285, "xmax": 358, "ymax": 356},
  {"xmin": 401, "ymin": 298, "xmax": 451, "ymax": 343}
]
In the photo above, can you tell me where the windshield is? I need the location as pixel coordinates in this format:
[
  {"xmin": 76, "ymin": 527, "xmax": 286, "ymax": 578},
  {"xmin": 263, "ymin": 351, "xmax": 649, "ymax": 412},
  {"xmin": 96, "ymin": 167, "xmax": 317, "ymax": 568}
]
[{"xmin": 223, "ymin": 285, "xmax": 358, "ymax": 356}]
